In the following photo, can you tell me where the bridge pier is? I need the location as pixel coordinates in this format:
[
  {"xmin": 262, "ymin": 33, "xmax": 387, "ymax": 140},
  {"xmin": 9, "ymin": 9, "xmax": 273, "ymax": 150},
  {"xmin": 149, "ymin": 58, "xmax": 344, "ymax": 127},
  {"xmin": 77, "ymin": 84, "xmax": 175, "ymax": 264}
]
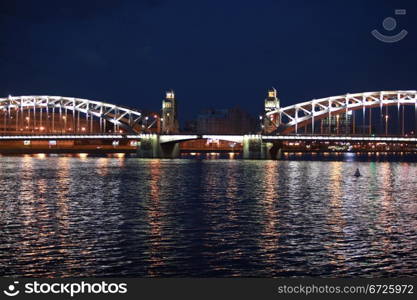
[
  {"xmin": 136, "ymin": 134, "xmax": 180, "ymax": 158},
  {"xmin": 242, "ymin": 135, "xmax": 280, "ymax": 159}
]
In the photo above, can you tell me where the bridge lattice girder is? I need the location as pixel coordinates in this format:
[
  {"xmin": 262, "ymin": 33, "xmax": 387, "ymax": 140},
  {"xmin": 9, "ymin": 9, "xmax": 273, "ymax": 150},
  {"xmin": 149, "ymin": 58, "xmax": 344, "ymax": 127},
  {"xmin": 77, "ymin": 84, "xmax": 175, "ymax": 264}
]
[
  {"xmin": 265, "ymin": 90, "xmax": 417, "ymax": 133},
  {"xmin": 0, "ymin": 95, "xmax": 157, "ymax": 133}
]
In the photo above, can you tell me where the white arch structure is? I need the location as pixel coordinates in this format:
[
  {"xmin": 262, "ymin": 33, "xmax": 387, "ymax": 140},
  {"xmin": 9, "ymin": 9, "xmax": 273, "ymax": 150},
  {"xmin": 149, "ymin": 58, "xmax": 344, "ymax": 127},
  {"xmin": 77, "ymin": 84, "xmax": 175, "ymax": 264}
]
[
  {"xmin": 265, "ymin": 90, "xmax": 417, "ymax": 134},
  {"xmin": 0, "ymin": 95, "xmax": 158, "ymax": 133}
]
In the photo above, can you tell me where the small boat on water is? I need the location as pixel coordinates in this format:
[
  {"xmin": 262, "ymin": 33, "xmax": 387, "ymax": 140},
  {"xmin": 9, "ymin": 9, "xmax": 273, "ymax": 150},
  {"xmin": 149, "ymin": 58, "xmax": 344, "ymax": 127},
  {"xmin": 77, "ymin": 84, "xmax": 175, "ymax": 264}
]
[{"xmin": 354, "ymin": 168, "xmax": 361, "ymax": 177}]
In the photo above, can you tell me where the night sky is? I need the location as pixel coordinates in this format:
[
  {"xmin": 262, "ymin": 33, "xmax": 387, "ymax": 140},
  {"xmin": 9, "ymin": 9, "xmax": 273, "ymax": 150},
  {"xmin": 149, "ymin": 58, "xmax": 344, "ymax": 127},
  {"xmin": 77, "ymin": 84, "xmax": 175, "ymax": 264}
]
[{"xmin": 1, "ymin": 0, "xmax": 416, "ymax": 124}]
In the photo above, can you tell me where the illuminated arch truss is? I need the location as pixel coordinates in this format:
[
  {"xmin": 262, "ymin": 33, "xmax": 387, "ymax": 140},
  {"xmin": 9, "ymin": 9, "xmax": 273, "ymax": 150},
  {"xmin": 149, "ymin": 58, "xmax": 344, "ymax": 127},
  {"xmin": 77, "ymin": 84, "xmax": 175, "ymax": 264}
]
[
  {"xmin": 0, "ymin": 95, "xmax": 159, "ymax": 134},
  {"xmin": 265, "ymin": 90, "xmax": 417, "ymax": 134}
]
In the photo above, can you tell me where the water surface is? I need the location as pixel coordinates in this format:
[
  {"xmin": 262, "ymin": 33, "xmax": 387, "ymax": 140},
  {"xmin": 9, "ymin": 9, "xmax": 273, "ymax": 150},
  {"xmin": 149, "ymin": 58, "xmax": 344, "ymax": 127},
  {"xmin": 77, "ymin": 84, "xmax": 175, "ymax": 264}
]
[{"xmin": 0, "ymin": 157, "xmax": 416, "ymax": 277}]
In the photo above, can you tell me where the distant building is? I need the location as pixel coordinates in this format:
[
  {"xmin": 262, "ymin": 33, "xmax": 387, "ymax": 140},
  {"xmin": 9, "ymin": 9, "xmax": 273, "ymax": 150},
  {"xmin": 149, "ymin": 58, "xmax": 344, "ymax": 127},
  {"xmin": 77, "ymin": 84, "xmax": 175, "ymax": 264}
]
[
  {"xmin": 183, "ymin": 120, "xmax": 197, "ymax": 133},
  {"xmin": 321, "ymin": 112, "xmax": 353, "ymax": 134},
  {"xmin": 161, "ymin": 90, "xmax": 179, "ymax": 134},
  {"xmin": 192, "ymin": 107, "xmax": 257, "ymax": 134}
]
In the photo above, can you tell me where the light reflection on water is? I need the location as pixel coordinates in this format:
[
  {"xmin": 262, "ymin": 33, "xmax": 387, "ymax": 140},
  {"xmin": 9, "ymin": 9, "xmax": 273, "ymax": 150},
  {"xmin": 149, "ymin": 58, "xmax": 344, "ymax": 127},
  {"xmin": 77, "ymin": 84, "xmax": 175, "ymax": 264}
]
[{"xmin": 0, "ymin": 157, "xmax": 416, "ymax": 277}]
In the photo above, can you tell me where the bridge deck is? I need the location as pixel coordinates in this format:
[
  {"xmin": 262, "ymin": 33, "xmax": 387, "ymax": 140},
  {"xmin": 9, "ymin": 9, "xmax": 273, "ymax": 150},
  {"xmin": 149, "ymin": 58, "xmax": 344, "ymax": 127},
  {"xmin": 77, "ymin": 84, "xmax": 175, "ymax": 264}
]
[{"xmin": 0, "ymin": 134, "xmax": 416, "ymax": 143}]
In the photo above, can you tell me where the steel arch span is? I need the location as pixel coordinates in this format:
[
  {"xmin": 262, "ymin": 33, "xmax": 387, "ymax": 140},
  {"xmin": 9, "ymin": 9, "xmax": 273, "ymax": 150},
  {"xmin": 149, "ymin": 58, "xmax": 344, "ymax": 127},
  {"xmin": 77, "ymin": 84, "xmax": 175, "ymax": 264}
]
[
  {"xmin": 0, "ymin": 95, "xmax": 158, "ymax": 134},
  {"xmin": 265, "ymin": 90, "xmax": 417, "ymax": 134}
]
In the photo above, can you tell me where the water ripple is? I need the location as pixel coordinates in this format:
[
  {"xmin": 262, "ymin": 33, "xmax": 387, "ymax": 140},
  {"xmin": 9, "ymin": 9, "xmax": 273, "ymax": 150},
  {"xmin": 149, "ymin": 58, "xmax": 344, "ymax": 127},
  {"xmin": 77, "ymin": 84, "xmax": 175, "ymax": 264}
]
[{"xmin": 0, "ymin": 157, "xmax": 416, "ymax": 277}]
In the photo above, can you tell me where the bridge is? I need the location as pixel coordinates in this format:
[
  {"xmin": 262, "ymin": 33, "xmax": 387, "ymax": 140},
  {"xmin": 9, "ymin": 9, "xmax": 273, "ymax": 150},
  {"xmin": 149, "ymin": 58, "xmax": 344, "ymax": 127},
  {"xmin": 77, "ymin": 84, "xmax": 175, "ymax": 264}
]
[
  {"xmin": 2, "ymin": 133, "xmax": 417, "ymax": 143},
  {"xmin": 0, "ymin": 95, "xmax": 160, "ymax": 134},
  {"xmin": 0, "ymin": 90, "xmax": 416, "ymax": 158},
  {"xmin": 263, "ymin": 90, "xmax": 417, "ymax": 134}
]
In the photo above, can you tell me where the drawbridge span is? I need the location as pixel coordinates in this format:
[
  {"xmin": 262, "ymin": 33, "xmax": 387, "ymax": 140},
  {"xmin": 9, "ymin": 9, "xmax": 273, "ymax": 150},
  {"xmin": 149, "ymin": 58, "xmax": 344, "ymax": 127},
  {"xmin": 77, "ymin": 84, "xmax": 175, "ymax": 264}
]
[
  {"xmin": 265, "ymin": 90, "xmax": 417, "ymax": 134},
  {"xmin": 0, "ymin": 95, "xmax": 159, "ymax": 134}
]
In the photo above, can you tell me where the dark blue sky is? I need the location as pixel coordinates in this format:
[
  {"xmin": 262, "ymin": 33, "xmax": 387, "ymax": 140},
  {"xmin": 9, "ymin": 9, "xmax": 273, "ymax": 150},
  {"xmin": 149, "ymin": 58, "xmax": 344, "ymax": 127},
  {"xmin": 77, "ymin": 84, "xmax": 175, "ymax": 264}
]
[{"xmin": 1, "ymin": 0, "xmax": 416, "ymax": 123}]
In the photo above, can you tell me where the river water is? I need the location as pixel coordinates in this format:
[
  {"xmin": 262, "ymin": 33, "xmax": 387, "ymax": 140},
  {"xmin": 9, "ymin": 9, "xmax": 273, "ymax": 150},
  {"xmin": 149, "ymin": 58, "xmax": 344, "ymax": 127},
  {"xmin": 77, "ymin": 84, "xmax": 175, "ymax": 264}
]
[{"xmin": 0, "ymin": 156, "xmax": 416, "ymax": 277}]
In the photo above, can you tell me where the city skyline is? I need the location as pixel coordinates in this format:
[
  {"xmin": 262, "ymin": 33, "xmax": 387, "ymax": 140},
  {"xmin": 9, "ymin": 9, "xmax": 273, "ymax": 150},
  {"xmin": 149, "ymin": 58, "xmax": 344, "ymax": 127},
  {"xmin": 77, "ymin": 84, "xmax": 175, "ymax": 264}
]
[
  {"xmin": 1, "ymin": 0, "xmax": 416, "ymax": 123},
  {"xmin": 1, "ymin": 1, "xmax": 417, "ymax": 293}
]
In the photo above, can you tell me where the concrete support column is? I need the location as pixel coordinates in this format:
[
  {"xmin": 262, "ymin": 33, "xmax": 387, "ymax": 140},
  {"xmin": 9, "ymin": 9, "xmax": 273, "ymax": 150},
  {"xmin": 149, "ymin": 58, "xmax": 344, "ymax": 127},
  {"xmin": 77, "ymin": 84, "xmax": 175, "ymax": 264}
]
[
  {"xmin": 137, "ymin": 134, "xmax": 180, "ymax": 158},
  {"xmin": 243, "ymin": 135, "xmax": 278, "ymax": 160},
  {"xmin": 159, "ymin": 142, "xmax": 180, "ymax": 158}
]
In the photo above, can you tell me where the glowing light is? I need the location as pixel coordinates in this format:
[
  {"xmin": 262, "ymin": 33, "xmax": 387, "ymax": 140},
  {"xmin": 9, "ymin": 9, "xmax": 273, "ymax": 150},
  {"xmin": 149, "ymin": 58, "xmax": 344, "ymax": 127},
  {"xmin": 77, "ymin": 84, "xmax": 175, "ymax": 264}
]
[
  {"xmin": 166, "ymin": 91, "xmax": 175, "ymax": 99},
  {"xmin": 78, "ymin": 153, "xmax": 88, "ymax": 159},
  {"xmin": 81, "ymin": 127, "xmax": 86, "ymax": 131}
]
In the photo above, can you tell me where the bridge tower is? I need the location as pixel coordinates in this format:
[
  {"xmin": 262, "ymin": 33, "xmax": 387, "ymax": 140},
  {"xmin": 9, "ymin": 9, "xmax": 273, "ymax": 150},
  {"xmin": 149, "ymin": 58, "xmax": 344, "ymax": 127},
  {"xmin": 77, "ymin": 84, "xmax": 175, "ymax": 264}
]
[
  {"xmin": 161, "ymin": 90, "xmax": 179, "ymax": 134},
  {"xmin": 263, "ymin": 87, "xmax": 280, "ymax": 133}
]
